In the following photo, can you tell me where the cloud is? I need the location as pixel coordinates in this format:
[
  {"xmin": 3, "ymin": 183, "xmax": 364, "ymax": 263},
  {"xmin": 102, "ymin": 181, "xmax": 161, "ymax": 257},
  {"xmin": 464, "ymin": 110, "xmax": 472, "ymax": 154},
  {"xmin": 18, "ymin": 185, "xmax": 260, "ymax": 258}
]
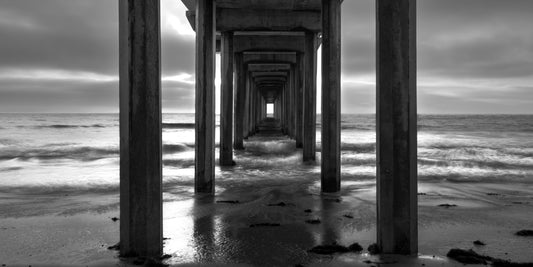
[{"xmin": 0, "ymin": 0, "xmax": 532, "ymax": 113}]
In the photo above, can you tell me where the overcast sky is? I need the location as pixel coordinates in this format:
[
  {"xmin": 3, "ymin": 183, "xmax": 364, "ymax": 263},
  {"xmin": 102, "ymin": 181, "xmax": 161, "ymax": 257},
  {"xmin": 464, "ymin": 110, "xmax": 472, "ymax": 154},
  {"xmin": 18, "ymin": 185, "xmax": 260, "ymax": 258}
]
[{"xmin": 0, "ymin": 0, "xmax": 532, "ymax": 113}]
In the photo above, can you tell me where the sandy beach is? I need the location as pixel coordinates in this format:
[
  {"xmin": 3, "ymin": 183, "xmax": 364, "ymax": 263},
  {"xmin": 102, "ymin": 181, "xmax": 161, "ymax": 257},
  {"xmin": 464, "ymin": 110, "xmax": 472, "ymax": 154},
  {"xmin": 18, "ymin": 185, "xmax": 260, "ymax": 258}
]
[{"xmin": 1, "ymin": 178, "xmax": 532, "ymax": 266}]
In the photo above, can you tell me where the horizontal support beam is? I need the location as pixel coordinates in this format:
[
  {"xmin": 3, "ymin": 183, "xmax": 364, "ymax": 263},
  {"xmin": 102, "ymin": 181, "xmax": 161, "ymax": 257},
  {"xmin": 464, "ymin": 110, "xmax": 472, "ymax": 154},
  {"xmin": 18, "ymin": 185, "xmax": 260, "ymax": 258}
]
[
  {"xmin": 186, "ymin": 9, "xmax": 320, "ymax": 32},
  {"xmin": 248, "ymin": 64, "xmax": 291, "ymax": 72},
  {"xmin": 254, "ymin": 76, "xmax": 287, "ymax": 82},
  {"xmin": 234, "ymin": 35, "xmax": 305, "ymax": 53},
  {"xmin": 243, "ymin": 53, "xmax": 297, "ymax": 64},
  {"xmin": 217, "ymin": 9, "xmax": 321, "ymax": 32},
  {"xmin": 251, "ymin": 71, "xmax": 288, "ymax": 77}
]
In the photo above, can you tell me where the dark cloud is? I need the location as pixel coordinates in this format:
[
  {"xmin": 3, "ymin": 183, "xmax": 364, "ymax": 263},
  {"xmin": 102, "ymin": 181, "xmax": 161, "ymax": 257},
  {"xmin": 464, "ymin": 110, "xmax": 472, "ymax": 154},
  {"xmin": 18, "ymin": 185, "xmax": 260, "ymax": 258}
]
[{"xmin": 0, "ymin": 0, "xmax": 532, "ymax": 113}]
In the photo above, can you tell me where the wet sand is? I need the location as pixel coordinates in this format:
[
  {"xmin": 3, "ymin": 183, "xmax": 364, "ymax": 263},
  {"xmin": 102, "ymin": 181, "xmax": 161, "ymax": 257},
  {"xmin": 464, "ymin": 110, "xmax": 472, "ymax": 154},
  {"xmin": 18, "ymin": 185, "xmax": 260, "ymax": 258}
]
[{"xmin": 1, "ymin": 180, "xmax": 532, "ymax": 266}]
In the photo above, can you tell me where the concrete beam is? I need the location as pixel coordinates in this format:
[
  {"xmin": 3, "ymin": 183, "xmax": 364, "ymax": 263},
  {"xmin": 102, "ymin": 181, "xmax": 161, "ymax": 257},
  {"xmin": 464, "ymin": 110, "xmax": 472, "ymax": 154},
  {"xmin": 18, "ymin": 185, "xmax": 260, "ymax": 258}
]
[
  {"xmin": 216, "ymin": 9, "xmax": 321, "ymax": 32},
  {"xmin": 243, "ymin": 52, "xmax": 297, "ymax": 64},
  {"xmin": 254, "ymin": 76, "xmax": 287, "ymax": 83},
  {"xmin": 194, "ymin": 0, "xmax": 216, "ymax": 194},
  {"xmin": 376, "ymin": 0, "xmax": 418, "ymax": 255},
  {"xmin": 248, "ymin": 64, "xmax": 291, "ymax": 72},
  {"xmin": 251, "ymin": 71, "xmax": 288, "ymax": 78},
  {"xmin": 119, "ymin": 0, "xmax": 162, "ymax": 258},
  {"xmin": 234, "ymin": 35, "xmax": 305, "ymax": 53}
]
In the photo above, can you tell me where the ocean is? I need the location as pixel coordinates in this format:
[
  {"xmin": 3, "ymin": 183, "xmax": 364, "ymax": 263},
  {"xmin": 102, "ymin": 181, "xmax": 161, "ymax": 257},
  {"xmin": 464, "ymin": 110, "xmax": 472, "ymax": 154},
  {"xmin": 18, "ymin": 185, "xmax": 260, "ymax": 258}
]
[{"xmin": 1, "ymin": 113, "xmax": 533, "ymax": 202}]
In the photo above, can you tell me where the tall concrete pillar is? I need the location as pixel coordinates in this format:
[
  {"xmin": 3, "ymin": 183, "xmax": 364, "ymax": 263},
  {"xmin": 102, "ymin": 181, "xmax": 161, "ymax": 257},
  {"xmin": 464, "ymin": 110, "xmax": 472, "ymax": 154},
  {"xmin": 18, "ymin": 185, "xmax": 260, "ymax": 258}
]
[
  {"xmin": 220, "ymin": 32, "xmax": 234, "ymax": 166},
  {"xmin": 295, "ymin": 53, "xmax": 304, "ymax": 148},
  {"xmin": 290, "ymin": 65, "xmax": 296, "ymax": 138},
  {"xmin": 194, "ymin": 0, "xmax": 216, "ymax": 194},
  {"xmin": 321, "ymin": 0, "xmax": 341, "ymax": 192},
  {"xmin": 281, "ymin": 84, "xmax": 288, "ymax": 134},
  {"xmin": 243, "ymin": 72, "xmax": 251, "ymax": 138},
  {"xmin": 119, "ymin": 0, "xmax": 162, "ymax": 258},
  {"xmin": 303, "ymin": 32, "xmax": 317, "ymax": 162},
  {"xmin": 376, "ymin": 0, "xmax": 418, "ymax": 255},
  {"xmin": 251, "ymin": 83, "xmax": 257, "ymax": 135},
  {"xmin": 234, "ymin": 53, "xmax": 245, "ymax": 150}
]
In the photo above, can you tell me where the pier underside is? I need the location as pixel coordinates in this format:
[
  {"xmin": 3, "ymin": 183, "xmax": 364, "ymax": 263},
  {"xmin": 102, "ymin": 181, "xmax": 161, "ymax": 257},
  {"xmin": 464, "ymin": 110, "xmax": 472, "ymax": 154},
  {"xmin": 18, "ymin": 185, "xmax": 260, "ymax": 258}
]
[{"xmin": 118, "ymin": 0, "xmax": 418, "ymax": 260}]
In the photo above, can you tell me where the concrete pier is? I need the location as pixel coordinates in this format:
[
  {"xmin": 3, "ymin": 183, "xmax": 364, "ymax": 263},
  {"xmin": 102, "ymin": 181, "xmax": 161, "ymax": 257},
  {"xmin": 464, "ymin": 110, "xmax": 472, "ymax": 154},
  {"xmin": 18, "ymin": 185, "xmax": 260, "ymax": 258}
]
[
  {"xmin": 119, "ymin": 0, "xmax": 162, "ymax": 258},
  {"xmin": 194, "ymin": 0, "xmax": 216, "ymax": 194},
  {"xmin": 321, "ymin": 0, "xmax": 342, "ymax": 193},
  {"xmin": 118, "ymin": 0, "xmax": 420, "ymax": 259},
  {"xmin": 220, "ymin": 31, "xmax": 234, "ymax": 166},
  {"xmin": 295, "ymin": 53, "xmax": 304, "ymax": 148},
  {"xmin": 376, "ymin": 0, "xmax": 418, "ymax": 255},
  {"xmin": 234, "ymin": 52, "xmax": 245, "ymax": 150},
  {"xmin": 303, "ymin": 32, "xmax": 317, "ymax": 162}
]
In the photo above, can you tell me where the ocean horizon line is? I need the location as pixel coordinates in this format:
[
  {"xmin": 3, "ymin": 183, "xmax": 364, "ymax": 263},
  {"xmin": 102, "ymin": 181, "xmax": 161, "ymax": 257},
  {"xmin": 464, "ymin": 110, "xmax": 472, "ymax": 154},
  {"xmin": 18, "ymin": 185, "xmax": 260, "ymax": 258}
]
[{"xmin": 1, "ymin": 112, "xmax": 533, "ymax": 116}]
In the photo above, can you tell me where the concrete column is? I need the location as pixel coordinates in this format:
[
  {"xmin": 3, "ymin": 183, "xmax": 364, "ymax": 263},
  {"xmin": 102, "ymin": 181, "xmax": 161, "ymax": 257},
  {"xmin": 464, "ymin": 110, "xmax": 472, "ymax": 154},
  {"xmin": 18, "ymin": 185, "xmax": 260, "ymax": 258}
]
[
  {"xmin": 119, "ymin": 0, "xmax": 162, "ymax": 258},
  {"xmin": 303, "ymin": 32, "xmax": 317, "ymax": 162},
  {"xmin": 194, "ymin": 0, "xmax": 216, "ymax": 194},
  {"xmin": 243, "ymin": 72, "xmax": 250, "ymax": 138},
  {"xmin": 285, "ymin": 82, "xmax": 290, "ymax": 135},
  {"xmin": 220, "ymin": 32, "xmax": 234, "ymax": 166},
  {"xmin": 321, "ymin": 0, "xmax": 341, "ymax": 193},
  {"xmin": 295, "ymin": 53, "xmax": 304, "ymax": 148},
  {"xmin": 274, "ymin": 98, "xmax": 279, "ymax": 120},
  {"xmin": 290, "ymin": 65, "xmax": 296, "ymax": 138},
  {"xmin": 376, "ymin": 0, "xmax": 418, "ymax": 255},
  {"xmin": 251, "ymin": 83, "xmax": 257, "ymax": 135},
  {"xmin": 234, "ymin": 53, "xmax": 245, "ymax": 150},
  {"xmin": 282, "ymin": 85, "xmax": 287, "ymax": 133}
]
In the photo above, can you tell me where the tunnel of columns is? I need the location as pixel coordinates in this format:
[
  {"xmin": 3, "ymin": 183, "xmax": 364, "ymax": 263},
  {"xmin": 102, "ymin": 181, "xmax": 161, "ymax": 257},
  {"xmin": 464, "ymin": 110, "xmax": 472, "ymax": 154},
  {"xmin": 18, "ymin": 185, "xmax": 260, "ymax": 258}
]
[{"xmin": 119, "ymin": 0, "xmax": 417, "ymax": 260}]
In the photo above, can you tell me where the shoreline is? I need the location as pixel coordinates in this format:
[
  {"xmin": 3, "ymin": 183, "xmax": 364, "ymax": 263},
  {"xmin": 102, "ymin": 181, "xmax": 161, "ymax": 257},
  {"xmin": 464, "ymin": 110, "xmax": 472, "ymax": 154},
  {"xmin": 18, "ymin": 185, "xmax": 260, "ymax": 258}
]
[{"xmin": 1, "ymin": 181, "xmax": 532, "ymax": 266}]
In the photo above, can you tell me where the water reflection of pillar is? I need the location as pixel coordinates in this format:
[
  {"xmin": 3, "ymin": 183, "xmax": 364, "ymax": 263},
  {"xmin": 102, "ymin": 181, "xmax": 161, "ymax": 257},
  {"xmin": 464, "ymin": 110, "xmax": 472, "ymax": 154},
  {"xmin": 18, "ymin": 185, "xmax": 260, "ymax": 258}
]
[
  {"xmin": 192, "ymin": 197, "xmax": 216, "ymax": 262},
  {"xmin": 318, "ymin": 198, "xmax": 340, "ymax": 245}
]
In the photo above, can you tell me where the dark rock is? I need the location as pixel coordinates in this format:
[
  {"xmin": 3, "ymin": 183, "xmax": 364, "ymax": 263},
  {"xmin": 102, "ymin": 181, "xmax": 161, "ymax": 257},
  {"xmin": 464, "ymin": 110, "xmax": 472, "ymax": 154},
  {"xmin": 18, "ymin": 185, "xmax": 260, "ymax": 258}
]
[
  {"xmin": 348, "ymin": 242, "xmax": 363, "ymax": 252},
  {"xmin": 492, "ymin": 259, "xmax": 533, "ymax": 267},
  {"xmin": 268, "ymin": 202, "xmax": 287, "ymax": 207},
  {"xmin": 343, "ymin": 214, "xmax": 354, "ymax": 219},
  {"xmin": 304, "ymin": 209, "xmax": 312, "ymax": 213},
  {"xmin": 216, "ymin": 200, "xmax": 240, "ymax": 204},
  {"xmin": 446, "ymin": 249, "xmax": 491, "ymax": 265},
  {"xmin": 305, "ymin": 219, "xmax": 321, "ymax": 224},
  {"xmin": 438, "ymin": 204, "xmax": 457, "ymax": 208},
  {"xmin": 249, "ymin": 223, "xmax": 280, "ymax": 228},
  {"xmin": 487, "ymin": 193, "xmax": 500, "ymax": 196},
  {"xmin": 107, "ymin": 242, "xmax": 120, "ymax": 251},
  {"xmin": 417, "ymin": 192, "xmax": 427, "ymax": 195},
  {"xmin": 132, "ymin": 258, "xmax": 145, "ymax": 265},
  {"xmin": 160, "ymin": 254, "xmax": 172, "ymax": 260},
  {"xmin": 515, "ymin": 230, "xmax": 533, "ymax": 236},
  {"xmin": 447, "ymin": 248, "xmax": 533, "ymax": 266},
  {"xmin": 308, "ymin": 244, "xmax": 349, "ymax": 254},
  {"xmin": 473, "ymin": 240, "xmax": 486, "ymax": 246},
  {"xmin": 111, "ymin": 217, "xmax": 119, "ymax": 222},
  {"xmin": 367, "ymin": 243, "xmax": 381, "ymax": 255}
]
